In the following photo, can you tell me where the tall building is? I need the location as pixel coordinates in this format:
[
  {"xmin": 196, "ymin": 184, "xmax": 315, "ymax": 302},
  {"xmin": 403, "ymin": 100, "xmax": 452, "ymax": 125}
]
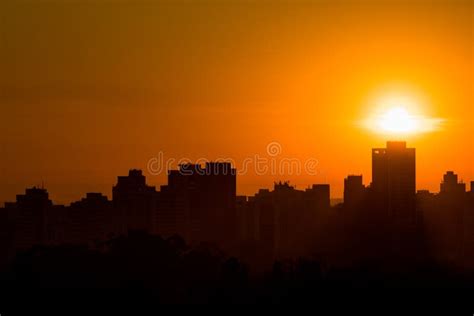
[
  {"xmin": 236, "ymin": 195, "xmax": 254, "ymax": 242},
  {"xmin": 68, "ymin": 193, "xmax": 113, "ymax": 245},
  {"xmin": 440, "ymin": 171, "xmax": 466, "ymax": 195},
  {"xmin": 154, "ymin": 184, "xmax": 188, "ymax": 239},
  {"xmin": 249, "ymin": 189, "xmax": 275, "ymax": 262},
  {"xmin": 244, "ymin": 181, "xmax": 330, "ymax": 260},
  {"xmin": 112, "ymin": 169, "xmax": 157, "ymax": 234},
  {"xmin": 344, "ymin": 175, "xmax": 365, "ymax": 208},
  {"xmin": 433, "ymin": 171, "xmax": 467, "ymax": 262},
  {"xmin": 4, "ymin": 187, "xmax": 54, "ymax": 250},
  {"xmin": 305, "ymin": 184, "xmax": 330, "ymax": 211},
  {"xmin": 158, "ymin": 162, "xmax": 237, "ymax": 246},
  {"xmin": 372, "ymin": 141, "xmax": 416, "ymax": 226}
]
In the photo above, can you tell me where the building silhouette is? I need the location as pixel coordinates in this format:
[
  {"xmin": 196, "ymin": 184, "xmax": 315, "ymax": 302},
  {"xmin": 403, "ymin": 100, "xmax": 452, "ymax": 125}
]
[
  {"xmin": 68, "ymin": 193, "xmax": 113, "ymax": 245},
  {"xmin": 437, "ymin": 171, "xmax": 467, "ymax": 261},
  {"xmin": 158, "ymin": 162, "xmax": 237, "ymax": 247},
  {"xmin": 343, "ymin": 175, "xmax": 366, "ymax": 208},
  {"xmin": 112, "ymin": 169, "xmax": 157, "ymax": 234},
  {"xmin": 440, "ymin": 171, "xmax": 466, "ymax": 194},
  {"xmin": 241, "ymin": 181, "xmax": 330, "ymax": 263},
  {"xmin": 372, "ymin": 141, "xmax": 416, "ymax": 226},
  {"xmin": 5, "ymin": 187, "xmax": 53, "ymax": 250},
  {"xmin": 305, "ymin": 184, "xmax": 330, "ymax": 211},
  {"xmin": 1, "ymin": 187, "xmax": 68, "ymax": 258},
  {"xmin": 154, "ymin": 183, "xmax": 187, "ymax": 239}
]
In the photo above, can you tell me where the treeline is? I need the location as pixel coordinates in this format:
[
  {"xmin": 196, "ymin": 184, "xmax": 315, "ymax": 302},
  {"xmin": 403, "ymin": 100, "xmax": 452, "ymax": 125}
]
[{"xmin": 0, "ymin": 231, "xmax": 473, "ymax": 305}]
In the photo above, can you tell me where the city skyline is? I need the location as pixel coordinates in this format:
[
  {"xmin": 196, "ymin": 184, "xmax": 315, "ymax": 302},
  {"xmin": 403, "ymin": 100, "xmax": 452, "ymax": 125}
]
[
  {"xmin": 2, "ymin": 140, "xmax": 471, "ymax": 206},
  {"xmin": 2, "ymin": 140, "xmax": 472, "ymax": 268},
  {"xmin": 4, "ymin": 141, "xmax": 473, "ymax": 205}
]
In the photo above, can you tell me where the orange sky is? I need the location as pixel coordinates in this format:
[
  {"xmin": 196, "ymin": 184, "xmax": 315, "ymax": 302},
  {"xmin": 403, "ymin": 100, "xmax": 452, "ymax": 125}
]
[{"xmin": 1, "ymin": 0, "xmax": 472, "ymax": 204}]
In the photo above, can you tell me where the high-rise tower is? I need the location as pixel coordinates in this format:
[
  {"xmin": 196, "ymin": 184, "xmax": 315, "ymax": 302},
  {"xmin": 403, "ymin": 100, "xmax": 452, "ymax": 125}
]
[{"xmin": 372, "ymin": 141, "xmax": 416, "ymax": 226}]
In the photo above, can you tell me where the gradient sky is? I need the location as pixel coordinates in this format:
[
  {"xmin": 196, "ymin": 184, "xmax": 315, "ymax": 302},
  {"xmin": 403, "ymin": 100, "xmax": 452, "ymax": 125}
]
[{"xmin": 1, "ymin": 0, "xmax": 473, "ymax": 204}]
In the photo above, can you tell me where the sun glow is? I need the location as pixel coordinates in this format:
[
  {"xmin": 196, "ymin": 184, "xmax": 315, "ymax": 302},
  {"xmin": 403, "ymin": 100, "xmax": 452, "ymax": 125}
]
[
  {"xmin": 363, "ymin": 91, "xmax": 444, "ymax": 136},
  {"xmin": 377, "ymin": 107, "xmax": 418, "ymax": 133}
]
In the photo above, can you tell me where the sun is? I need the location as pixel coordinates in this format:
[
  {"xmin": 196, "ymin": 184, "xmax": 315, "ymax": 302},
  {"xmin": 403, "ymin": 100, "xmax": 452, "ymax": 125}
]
[
  {"xmin": 377, "ymin": 106, "xmax": 418, "ymax": 134},
  {"xmin": 363, "ymin": 91, "xmax": 444, "ymax": 136}
]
